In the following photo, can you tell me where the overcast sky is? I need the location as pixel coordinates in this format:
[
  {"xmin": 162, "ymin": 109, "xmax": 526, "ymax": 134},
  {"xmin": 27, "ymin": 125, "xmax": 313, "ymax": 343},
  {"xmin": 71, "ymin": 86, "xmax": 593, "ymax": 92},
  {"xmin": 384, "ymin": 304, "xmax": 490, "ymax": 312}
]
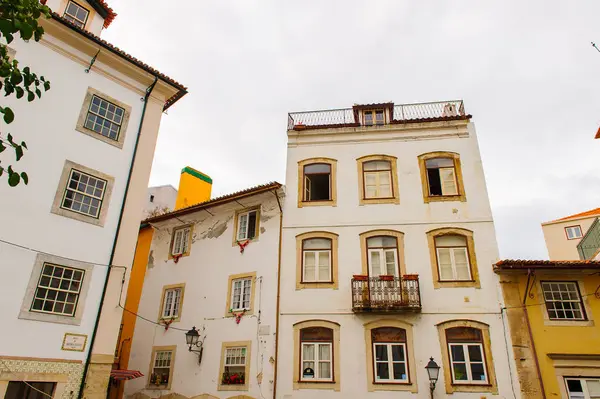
[{"xmin": 103, "ymin": 1, "xmax": 600, "ymax": 260}]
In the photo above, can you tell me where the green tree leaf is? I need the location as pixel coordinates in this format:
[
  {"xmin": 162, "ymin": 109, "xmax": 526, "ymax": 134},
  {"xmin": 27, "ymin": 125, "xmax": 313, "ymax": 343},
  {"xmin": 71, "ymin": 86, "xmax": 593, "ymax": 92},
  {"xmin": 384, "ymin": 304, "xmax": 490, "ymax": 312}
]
[
  {"xmin": 15, "ymin": 145, "xmax": 23, "ymax": 161},
  {"xmin": 8, "ymin": 170, "xmax": 20, "ymax": 186},
  {"xmin": 0, "ymin": 142, "xmax": 5, "ymax": 153},
  {"xmin": 15, "ymin": 86, "xmax": 23, "ymax": 98},
  {"xmin": 20, "ymin": 171, "xmax": 28, "ymax": 185},
  {"xmin": 3, "ymin": 107, "xmax": 14, "ymax": 123},
  {"xmin": 27, "ymin": 90, "xmax": 34, "ymax": 102}
]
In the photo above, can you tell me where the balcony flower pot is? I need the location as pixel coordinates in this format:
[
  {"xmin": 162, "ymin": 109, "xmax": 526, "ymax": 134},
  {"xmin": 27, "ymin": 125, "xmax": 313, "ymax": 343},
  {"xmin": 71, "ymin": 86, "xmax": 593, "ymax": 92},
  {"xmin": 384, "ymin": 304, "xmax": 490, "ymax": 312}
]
[
  {"xmin": 403, "ymin": 274, "xmax": 419, "ymax": 281},
  {"xmin": 294, "ymin": 123, "xmax": 306, "ymax": 130},
  {"xmin": 353, "ymin": 275, "xmax": 369, "ymax": 281},
  {"xmin": 379, "ymin": 275, "xmax": 395, "ymax": 281}
]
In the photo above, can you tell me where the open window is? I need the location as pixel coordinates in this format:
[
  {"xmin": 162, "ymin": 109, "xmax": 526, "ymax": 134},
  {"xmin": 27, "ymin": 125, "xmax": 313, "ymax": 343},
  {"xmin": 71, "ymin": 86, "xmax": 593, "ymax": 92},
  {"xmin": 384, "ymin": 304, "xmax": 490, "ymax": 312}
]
[
  {"xmin": 418, "ymin": 152, "xmax": 466, "ymax": 203},
  {"xmin": 170, "ymin": 225, "xmax": 192, "ymax": 259},
  {"xmin": 298, "ymin": 158, "xmax": 337, "ymax": 207},
  {"xmin": 235, "ymin": 208, "xmax": 259, "ymax": 242}
]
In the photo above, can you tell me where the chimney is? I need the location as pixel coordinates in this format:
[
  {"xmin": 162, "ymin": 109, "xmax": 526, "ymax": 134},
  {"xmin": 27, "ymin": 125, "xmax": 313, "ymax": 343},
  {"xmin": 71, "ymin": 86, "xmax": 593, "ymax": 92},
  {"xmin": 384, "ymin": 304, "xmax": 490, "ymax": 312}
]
[{"xmin": 174, "ymin": 167, "xmax": 212, "ymax": 210}]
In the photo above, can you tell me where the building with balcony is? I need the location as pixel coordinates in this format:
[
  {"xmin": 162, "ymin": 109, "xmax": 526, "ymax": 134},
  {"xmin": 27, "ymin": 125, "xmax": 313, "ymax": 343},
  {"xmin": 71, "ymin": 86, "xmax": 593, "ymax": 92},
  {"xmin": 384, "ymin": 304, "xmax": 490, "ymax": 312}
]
[
  {"xmin": 276, "ymin": 100, "xmax": 518, "ymax": 397},
  {"xmin": 0, "ymin": 1, "xmax": 186, "ymax": 398},
  {"xmin": 542, "ymin": 207, "xmax": 600, "ymax": 260}
]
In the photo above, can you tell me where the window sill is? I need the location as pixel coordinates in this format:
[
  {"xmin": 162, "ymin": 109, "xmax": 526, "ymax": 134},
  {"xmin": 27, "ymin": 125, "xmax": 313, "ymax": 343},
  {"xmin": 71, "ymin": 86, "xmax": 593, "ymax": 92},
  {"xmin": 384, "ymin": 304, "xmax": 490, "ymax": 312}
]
[
  {"xmin": 543, "ymin": 319, "xmax": 594, "ymax": 327},
  {"xmin": 447, "ymin": 382, "xmax": 497, "ymax": 394},
  {"xmin": 298, "ymin": 200, "xmax": 337, "ymax": 208},
  {"xmin": 433, "ymin": 279, "xmax": 480, "ymax": 289},
  {"xmin": 75, "ymin": 125, "xmax": 124, "ymax": 149},
  {"xmin": 158, "ymin": 317, "xmax": 181, "ymax": 324},
  {"xmin": 294, "ymin": 380, "xmax": 339, "ymax": 391},
  {"xmin": 218, "ymin": 383, "xmax": 249, "ymax": 391},
  {"xmin": 145, "ymin": 384, "xmax": 171, "ymax": 390},
  {"xmin": 424, "ymin": 194, "xmax": 466, "ymax": 203},
  {"xmin": 168, "ymin": 252, "xmax": 190, "ymax": 261},
  {"xmin": 296, "ymin": 281, "xmax": 338, "ymax": 290},
  {"xmin": 231, "ymin": 237, "xmax": 259, "ymax": 248},
  {"xmin": 19, "ymin": 309, "xmax": 82, "ymax": 326},
  {"xmin": 359, "ymin": 197, "xmax": 400, "ymax": 206}
]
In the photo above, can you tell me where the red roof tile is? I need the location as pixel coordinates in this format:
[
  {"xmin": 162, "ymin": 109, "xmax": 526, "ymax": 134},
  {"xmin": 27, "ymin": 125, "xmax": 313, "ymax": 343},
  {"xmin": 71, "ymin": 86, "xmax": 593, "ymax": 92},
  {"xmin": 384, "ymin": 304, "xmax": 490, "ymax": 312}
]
[
  {"xmin": 144, "ymin": 182, "xmax": 283, "ymax": 224},
  {"xmin": 93, "ymin": 0, "xmax": 117, "ymax": 28},
  {"xmin": 595, "ymin": 125, "xmax": 600, "ymax": 139},
  {"xmin": 544, "ymin": 207, "xmax": 600, "ymax": 224},
  {"xmin": 494, "ymin": 259, "xmax": 600, "ymax": 271},
  {"xmin": 51, "ymin": 13, "xmax": 187, "ymax": 110}
]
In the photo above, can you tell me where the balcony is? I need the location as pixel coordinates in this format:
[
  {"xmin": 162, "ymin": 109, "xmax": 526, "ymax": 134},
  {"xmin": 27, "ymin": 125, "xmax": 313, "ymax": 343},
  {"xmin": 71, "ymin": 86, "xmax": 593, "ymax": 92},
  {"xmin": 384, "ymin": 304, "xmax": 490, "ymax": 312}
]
[
  {"xmin": 288, "ymin": 100, "xmax": 468, "ymax": 130},
  {"xmin": 351, "ymin": 275, "xmax": 421, "ymax": 313}
]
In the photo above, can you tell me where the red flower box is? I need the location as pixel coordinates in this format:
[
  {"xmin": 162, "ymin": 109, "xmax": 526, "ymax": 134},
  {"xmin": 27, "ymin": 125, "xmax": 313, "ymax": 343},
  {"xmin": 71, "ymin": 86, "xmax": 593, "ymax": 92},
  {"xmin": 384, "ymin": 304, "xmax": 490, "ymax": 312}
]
[
  {"xmin": 403, "ymin": 274, "xmax": 419, "ymax": 281},
  {"xmin": 353, "ymin": 275, "xmax": 369, "ymax": 281},
  {"xmin": 379, "ymin": 275, "xmax": 395, "ymax": 281}
]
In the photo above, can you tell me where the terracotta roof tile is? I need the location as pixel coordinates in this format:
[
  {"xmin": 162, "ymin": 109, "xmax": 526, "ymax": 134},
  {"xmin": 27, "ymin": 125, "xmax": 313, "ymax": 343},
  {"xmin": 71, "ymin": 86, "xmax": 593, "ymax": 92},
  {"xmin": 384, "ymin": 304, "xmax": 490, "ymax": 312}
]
[
  {"xmin": 494, "ymin": 259, "xmax": 600, "ymax": 271},
  {"xmin": 94, "ymin": 0, "xmax": 117, "ymax": 28},
  {"xmin": 144, "ymin": 182, "xmax": 283, "ymax": 224},
  {"xmin": 544, "ymin": 207, "xmax": 600, "ymax": 224},
  {"xmin": 51, "ymin": 13, "xmax": 187, "ymax": 110},
  {"xmin": 595, "ymin": 125, "xmax": 600, "ymax": 139}
]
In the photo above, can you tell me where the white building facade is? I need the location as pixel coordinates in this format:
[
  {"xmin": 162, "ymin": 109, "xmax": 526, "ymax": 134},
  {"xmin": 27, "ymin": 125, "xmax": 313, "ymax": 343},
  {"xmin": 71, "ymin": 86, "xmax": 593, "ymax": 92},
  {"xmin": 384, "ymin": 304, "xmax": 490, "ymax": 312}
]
[
  {"xmin": 124, "ymin": 183, "xmax": 283, "ymax": 399},
  {"xmin": 145, "ymin": 185, "xmax": 178, "ymax": 218},
  {"xmin": 0, "ymin": 1, "xmax": 186, "ymax": 398},
  {"xmin": 275, "ymin": 101, "xmax": 519, "ymax": 398}
]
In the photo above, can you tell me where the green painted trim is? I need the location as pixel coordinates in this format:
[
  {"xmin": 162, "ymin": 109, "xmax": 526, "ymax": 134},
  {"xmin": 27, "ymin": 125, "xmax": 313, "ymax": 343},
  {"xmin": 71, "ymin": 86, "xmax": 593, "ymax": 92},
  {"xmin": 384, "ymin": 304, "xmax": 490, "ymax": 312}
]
[{"xmin": 181, "ymin": 167, "xmax": 212, "ymax": 184}]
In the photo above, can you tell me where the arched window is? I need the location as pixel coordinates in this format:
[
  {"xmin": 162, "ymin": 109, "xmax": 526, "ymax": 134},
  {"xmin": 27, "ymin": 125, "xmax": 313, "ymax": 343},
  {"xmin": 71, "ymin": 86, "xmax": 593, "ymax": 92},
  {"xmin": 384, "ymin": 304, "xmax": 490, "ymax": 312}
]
[
  {"xmin": 298, "ymin": 158, "xmax": 337, "ymax": 207},
  {"xmin": 357, "ymin": 155, "xmax": 399, "ymax": 205},
  {"xmin": 435, "ymin": 234, "xmax": 471, "ymax": 281},
  {"xmin": 371, "ymin": 327, "xmax": 409, "ymax": 383},
  {"xmin": 367, "ymin": 236, "xmax": 399, "ymax": 277},
  {"xmin": 418, "ymin": 152, "xmax": 465, "ymax": 203},
  {"xmin": 446, "ymin": 327, "xmax": 487, "ymax": 384},
  {"xmin": 300, "ymin": 327, "xmax": 333, "ymax": 382},
  {"xmin": 302, "ymin": 238, "xmax": 332, "ymax": 283}
]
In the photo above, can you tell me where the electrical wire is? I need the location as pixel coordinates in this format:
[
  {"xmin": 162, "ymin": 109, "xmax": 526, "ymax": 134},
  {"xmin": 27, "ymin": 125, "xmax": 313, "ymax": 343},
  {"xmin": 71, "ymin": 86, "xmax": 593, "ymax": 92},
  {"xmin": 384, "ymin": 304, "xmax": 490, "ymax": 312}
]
[
  {"xmin": 0, "ymin": 359, "xmax": 54, "ymax": 398},
  {"xmin": 118, "ymin": 304, "xmax": 189, "ymax": 332},
  {"xmin": 502, "ymin": 291, "xmax": 598, "ymax": 311}
]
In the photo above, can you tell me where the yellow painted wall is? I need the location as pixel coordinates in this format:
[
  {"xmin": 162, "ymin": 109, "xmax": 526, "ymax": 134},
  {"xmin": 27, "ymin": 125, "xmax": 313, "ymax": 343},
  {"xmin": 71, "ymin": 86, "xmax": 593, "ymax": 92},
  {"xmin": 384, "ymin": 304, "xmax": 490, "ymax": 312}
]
[
  {"xmin": 174, "ymin": 167, "xmax": 212, "ymax": 210},
  {"xmin": 506, "ymin": 272, "xmax": 600, "ymax": 397}
]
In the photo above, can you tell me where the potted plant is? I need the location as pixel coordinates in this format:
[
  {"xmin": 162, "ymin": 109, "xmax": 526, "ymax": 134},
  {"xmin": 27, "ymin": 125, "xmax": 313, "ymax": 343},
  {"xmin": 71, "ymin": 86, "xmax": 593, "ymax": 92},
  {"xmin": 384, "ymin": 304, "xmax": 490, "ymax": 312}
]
[
  {"xmin": 353, "ymin": 274, "xmax": 369, "ymax": 281},
  {"xmin": 379, "ymin": 275, "xmax": 394, "ymax": 281},
  {"xmin": 294, "ymin": 122, "xmax": 306, "ymax": 130},
  {"xmin": 403, "ymin": 274, "xmax": 419, "ymax": 281}
]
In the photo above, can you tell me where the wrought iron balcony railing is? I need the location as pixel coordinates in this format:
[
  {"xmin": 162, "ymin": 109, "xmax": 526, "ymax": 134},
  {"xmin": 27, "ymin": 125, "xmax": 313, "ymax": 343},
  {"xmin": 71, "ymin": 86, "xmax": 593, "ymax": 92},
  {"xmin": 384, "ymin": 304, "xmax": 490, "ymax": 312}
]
[
  {"xmin": 351, "ymin": 275, "xmax": 421, "ymax": 313},
  {"xmin": 287, "ymin": 100, "xmax": 467, "ymax": 130}
]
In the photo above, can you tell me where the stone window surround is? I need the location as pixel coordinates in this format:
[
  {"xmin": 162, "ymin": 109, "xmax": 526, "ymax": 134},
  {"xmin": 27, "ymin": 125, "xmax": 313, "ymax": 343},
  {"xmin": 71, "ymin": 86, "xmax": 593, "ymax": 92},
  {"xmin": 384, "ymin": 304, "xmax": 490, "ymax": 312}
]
[
  {"xmin": 50, "ymin": 160, "xmax": 115, "ymax": 227},
  {"xmin": 297, "ymin": 157, "xmax": 338, "ymax": 208},
  {"xmin": 363, "ymin": 319, "xmax": 418, "ymax": 393},
  {"xmin": 19, "ymin": 253, "xmax": 93, "ymax": 326},
  {"xmin": 157, "ymin": 283, "xmax": 186, "ymax": 324},
  {"xmin": 356, "ymin": 154, "xmax": 400, "ymax": 205},
  {"xmin": 418, "ymin": 151, "xmax": 466, "ymax": 203},
  {"xmin": 224, "ymin": 272, "xmax": 257, "ymax": 318},
  {"xmin": 146, "ymin": 345, "xmax": 176, "ymax": 390},
  {"xmin": 218, "ymin": 341, "xmax": 252, "ymax": 392},
  {"xmin": 536, "ymin": 277, "xmax": 594, "ymax": 327},
  {"xmin": 426, "ymin": 227, "xmax": 480, "ymax": 289},
  {"xmin": 75, "ymin": 87, "xmax": 132, "ymax": 149},
  {"xmin": 548, "ymin": 354, "xmax": 600, "ymax": 398},
  {"xmin": 168, "ymin": 224, "xmax": 194, "ymax": 260},
  {"xmin": 436, "ymin": 319, "xmax": 498, "ymax": 394},
  {"xmin": 293, "ymin": 319, "xmax": 341, "ymax": 391},
  {"xmin": 232, "ymin": 206, "xmax": 261, "ymax": 247},
  {"xmin": 295, "ymin": 231, "xmax": 339, "ymax": 290}
]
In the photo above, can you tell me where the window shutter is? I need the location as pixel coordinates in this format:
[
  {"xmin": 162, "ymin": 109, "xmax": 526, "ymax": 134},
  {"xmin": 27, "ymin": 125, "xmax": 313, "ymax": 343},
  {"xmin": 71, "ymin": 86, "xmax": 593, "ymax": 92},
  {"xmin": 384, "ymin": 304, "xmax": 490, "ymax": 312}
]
[
  {"xmin": 452, "ymin": 248, "xmax": 471, "ymax": 280},
  {"xmin": 172, "ymin": 289, "xmax": 180, "ymax": 317},
  {"xmin": 163, "ymin": 290, "xmax": 173, "ymax": 317},
  {"xmin": 384, "ymin": 249, "xmax": 397, "ymax": 276},
  {"xmin": 172, "ymin": 230, "xmax": 183, "ymax": 255},
  {"xmin": 181, "ymin": 228, "xmax": 190, "ymax": 254},
  {"xmin": 318, "ymin": 251, "xmax": 330, "ymax": 281},
  {"xmin": 304, "ymin": 175, "xmax": 312, "ymax": 201},
  {"xmin": 437, "ymin": 248, "xmax": 454, "ymax": 280},
  {"xmin": 440, "ymin": 167, "xmax": 458, "ymax": 195},
  {"xmin": 237, "ymin": 214, "xmax": 248, "ymax": 241},
  {"xmin": 369, "ymin": 249, "xmax": 383, "ymax": 277},
  {"xmin": 304, "ymin": 252, "xmax": 316, "ymax": 281},
  {"xmin": 247, "ymin": 211, "xmax": 257, "ymax": 239},
  {"xmin": 378, "ymin": 171, "xmax": 392, "ymax": 197}
]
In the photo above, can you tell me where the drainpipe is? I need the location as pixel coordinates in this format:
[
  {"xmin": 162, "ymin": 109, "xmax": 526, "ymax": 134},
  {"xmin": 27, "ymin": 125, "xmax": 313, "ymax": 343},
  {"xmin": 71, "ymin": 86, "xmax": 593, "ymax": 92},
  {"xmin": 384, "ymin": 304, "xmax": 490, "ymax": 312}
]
[
  {"xmin": 271, "ymin": 189, "xmax": 283, "ymax": 399},
  {"xmin": 523, "ymin": 269, "xmax": 546, "ymax": 399},
  {"xmin": 78, "ymin": 76, "xmax": 158, "ymax": 399}
]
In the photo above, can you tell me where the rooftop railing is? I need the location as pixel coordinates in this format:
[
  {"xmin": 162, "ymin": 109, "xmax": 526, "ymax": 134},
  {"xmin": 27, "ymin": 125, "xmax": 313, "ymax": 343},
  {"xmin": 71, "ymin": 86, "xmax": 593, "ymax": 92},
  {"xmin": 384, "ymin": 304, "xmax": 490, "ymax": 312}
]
[{"xmin": 288, "ymin": 100, "xmax": 466, "ymax": 130}]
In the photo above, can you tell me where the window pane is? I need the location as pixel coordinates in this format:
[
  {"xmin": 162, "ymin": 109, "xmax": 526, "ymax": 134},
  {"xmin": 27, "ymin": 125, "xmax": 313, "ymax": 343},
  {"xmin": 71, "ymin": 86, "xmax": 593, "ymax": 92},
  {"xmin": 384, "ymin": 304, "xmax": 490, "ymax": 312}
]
[
  {"xmin": 369, "ymin": 250, "xmax": 382, "ymax": 277},
  {"xmin": 318, "ymin": 344, "xmax": 330, "ymax": 360},
  {"xmin": 450, "ymin": 345, "xmax": 465, "ymax": 361},
  {"xmin": 426, "ymin": 158, "xmax": 454, "ymax": 168},
  {"xmin": 440, "ymin": 167, "xmax": 458, "ymax": 195},
  {"xmin": 374, "ymin": 344, "xmax": 388, "ymax": 361},
  {"xmin": 376, "ymin": 363, "xmax": 389, "ymax": 380},
  {"xmin": 471, "ymin": 363, "xmax": 486, "ymax": 382},
  {"xmin": 393, "ymin": 363, "xmax": 407, "ymax": 381},
  {"xmin": 367, "ymin": 236, "xmax": 396, "ymax": 248},
  {"xmin": 306, "ymin": 173, "xmax": 330, "ymax": 201},
  {"xmin": 318, "ymin": 252, "xmax": 330, "ymax": 281},
  {"xmin": 303, "ymin": 344, "xmax": 315, "ymax": 361},
  {"xmin": 567, "ymin": 379, "xmax": 584, "ymax": 393},
  {"xmin": 305, "ymin": 164, "xmax": 331, "ymax": 174},
  {"xmin": 319, "ymin": 362, "xmax": 331, "ymax": 379},
  {"xmin": 364, "ymin": 160, "xmax": 390, "ymax": 171},
  {"xmin": 385, "ymin": 250, "xmax": 397, "ymax": 276},
  {"xmin": 587, "ymin": 379, "xmax": 600, "ymax": 395},
  {"xmin": 304, "ymin": 238, "xmax": 331, "ymax": 249},
  {"xmin": 453, "ymin": 248, "xmax": 471, "ymax": 280},
  {"xmin": 391, "ymin": 345, "xmax": 405, "ymax": 361},
  {"xmin": 435, "ymin": 235, "xmax": 467, "ymax": 246},
  {"xmin": 468, "ymin": 345, "xmax": 483, "ymax": 361},
  {"xmin": 437, "ymin": 248, "xmax": 453, "ymax": 280},
  {"xmin": 303, "ymin": 252, "xmax": 316, "ymax": 281},
  {"xmin": 453, "ymin": 363, "xmax": 468, "ymax": 381}
]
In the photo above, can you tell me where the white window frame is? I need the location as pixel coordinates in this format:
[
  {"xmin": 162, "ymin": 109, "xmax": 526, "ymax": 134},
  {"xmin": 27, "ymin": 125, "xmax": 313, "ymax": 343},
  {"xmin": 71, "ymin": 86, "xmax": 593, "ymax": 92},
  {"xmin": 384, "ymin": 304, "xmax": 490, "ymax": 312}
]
[
  {"xmin": 436, "ymin": 246, "xmax": 471, "ymax": 281},
  {"xmin": 448, "ymin": 343, "xmax": 488, "ymax": 384},
  {"xmin": 161, "ymin": 288, "xmax": 182, "ymax": 319},
  {"xmin": 565, "ymin": 377, "xmax": 600, "ymax": 398},
  {"xmin": 63, "ymin": 1, "xmax": 89, "ymax": 29},
  {"xmin": 151, "ymin": 350, "xmax": 173, "ymax": 386},
  {"xmin": 372, "ymin": 342, "xmax": 409, "ymax": 383},
  {"xmin": 368, "ymin": 248, "xmax": 398, "ymax": 277},
  {"xmin": 302, "ymin": 239, "xmax": 332, "ymax": 283},
  {"xmin": 237, "ymin": 209, "xmax": 258, "ymax": 241},
  {"xmin": 30, "ymin": 263, "xmax": 84, "ymax": 317},
  {"xmin": 363, "ymin": 161, "xmax": 393, "ymax": 199},
  {"xmin": 300, "ymin": 342, "xmax": 333, "ymax": 382},
  {"xmin": 224, "ymin": 347, "xmax": 247, "ymax": 370},
  {"xmin": 171, "ymin": 226, "xmax": 191, "ymax": 256},
  {"xmin": 61, "ymin": 169, "xmax": 107, "ymax": 219},
  {"xmin": 231, "ymin": 278, "xmax": 252, "ymax": 311},
  {"xmin": 541, "ymin": 281, "xmax": 586, "ymax": 321},
  {"xmin": 426, "ymin": 159, "xmax": 459, "ymax": 197},
  {"xmin": 84, "ymin": 95, "xmax": 126, "ymax": 141},
  {"xmin": 566, "ymin": 226, "xmax": 583, "ymax": 240}
]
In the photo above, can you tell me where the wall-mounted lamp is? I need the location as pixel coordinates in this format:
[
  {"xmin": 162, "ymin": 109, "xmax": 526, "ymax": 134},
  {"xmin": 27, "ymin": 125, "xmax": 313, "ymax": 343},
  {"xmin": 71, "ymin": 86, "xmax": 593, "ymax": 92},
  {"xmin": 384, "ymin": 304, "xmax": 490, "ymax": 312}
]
[
  {"xmin": 425, "ymin": 357, "xmax": 441, "ymax": 398},
  {"xmin": 185, "ymin": 326, "xmax": 205, "ymax": 365}
]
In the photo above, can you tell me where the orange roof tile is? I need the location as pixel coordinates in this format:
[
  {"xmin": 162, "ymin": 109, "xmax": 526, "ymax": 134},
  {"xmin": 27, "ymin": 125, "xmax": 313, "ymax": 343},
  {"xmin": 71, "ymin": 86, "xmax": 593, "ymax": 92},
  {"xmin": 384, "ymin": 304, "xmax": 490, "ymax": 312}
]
[
  {"xmin": 545, "ymin": 207, "xmax": 600, "ymax": 224},
  {"xmin": 494, "ymin": 259, "xmax": 600, "ymax": 271},
  {"xmin": 595, "ymin": 125, "xmax": 600, "ymax": 139}
]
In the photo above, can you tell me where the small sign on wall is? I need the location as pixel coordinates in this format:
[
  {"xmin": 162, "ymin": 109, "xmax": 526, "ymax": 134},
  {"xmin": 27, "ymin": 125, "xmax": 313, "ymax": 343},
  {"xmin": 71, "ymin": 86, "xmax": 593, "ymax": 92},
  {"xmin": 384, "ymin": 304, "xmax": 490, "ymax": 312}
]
[{"xmin": 62, "ymin": 333, "xmax": 88, "ymax": 352}]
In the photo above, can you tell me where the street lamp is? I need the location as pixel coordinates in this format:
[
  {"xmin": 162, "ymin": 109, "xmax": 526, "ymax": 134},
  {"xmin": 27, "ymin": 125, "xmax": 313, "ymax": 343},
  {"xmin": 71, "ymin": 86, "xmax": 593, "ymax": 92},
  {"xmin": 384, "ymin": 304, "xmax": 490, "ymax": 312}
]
[
  {"xmin": 425, "ymin": 357, "xmax": 440, "ymax": 398},
  {"xmin": 185, "ymin": 326, "xmax": 203, "ymax": 364}
]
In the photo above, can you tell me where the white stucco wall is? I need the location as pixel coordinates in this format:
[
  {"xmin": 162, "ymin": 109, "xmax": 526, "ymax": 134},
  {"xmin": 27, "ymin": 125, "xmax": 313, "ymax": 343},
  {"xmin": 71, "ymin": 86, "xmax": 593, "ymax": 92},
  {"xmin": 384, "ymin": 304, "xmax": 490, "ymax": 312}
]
[
  {"xmin": 125, "ymin": 189, "xmax": 282, "ymax": 399},
  {"xmin": 144, "ymin": 185, "xmax": 178, "ymax": 218},
  {"xmin": 542, "ymin": 216, "xmax": 597, "ymax": 260},
  {"xmin": 277, "ymin": 120, "xmax": 519, "ymax": 398},
  {"xmin": 45, "ymin": 0, "xmax": 106, "ymax": 36},
  {"xmin": 0, "ymin": 27, "xmax": 159, "ymax": 364}
]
